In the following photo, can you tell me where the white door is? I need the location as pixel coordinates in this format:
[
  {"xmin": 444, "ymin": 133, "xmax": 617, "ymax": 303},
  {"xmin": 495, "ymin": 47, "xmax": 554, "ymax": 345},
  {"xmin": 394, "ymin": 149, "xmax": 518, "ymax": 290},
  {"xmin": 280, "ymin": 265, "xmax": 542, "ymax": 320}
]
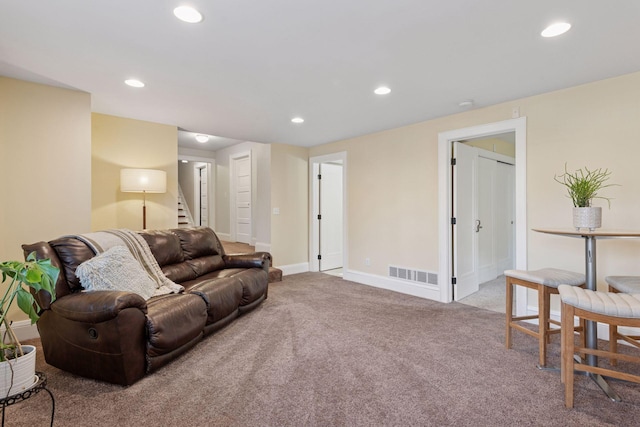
[
  {"xmin": 199, "ymin": 166, "xmax": 208, "ymax": 227},
  {"xmin": 453, "ymin": 141, "xmax": 479, "ymax": 300},
  {"xmin": 477, "ymin": 157, "xmax": 496, "ymax": 283},
  {"xmin": 495, "ymin": 162, "xmax": 515, "ymax": 272},
  {"xmin": 319, "ymin": 162, "xmax": 343, "ymax": 271},
  {"xmin": 235, "ymin": 156, "xmax": 251, "ymax": 244}
]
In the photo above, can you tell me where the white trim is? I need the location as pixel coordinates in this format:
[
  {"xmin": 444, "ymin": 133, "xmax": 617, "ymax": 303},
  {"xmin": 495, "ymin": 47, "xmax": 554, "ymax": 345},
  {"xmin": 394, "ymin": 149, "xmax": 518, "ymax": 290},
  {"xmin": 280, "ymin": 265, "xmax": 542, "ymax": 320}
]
[
  {"xmin": 229, "ymin": 150, "xmax": 252, "ymax": 243},
  {"xmin": 217, "ymin": 232, "xmax": 231, "ymax": 241},
  {"xmin": 308, "ymin": 152, "xmax": 348, "ymax": 273},
  {"xmin": 255, "ymin": 242, "xmax": 271, "ymax": 252},
  {"xmin": 343, "ymin": 270, "xmax": 442, "ymax": 301},
  {"xmin": 277, "ymin": 262, "xmax": 310, "ymax": 276},
  {"xmin": 0, "ymin": 320, "xmax": 39, "ymax": 342},
  {"xmin": 438, "ymin": 117, "xmax": 528, "ymax": 307}
]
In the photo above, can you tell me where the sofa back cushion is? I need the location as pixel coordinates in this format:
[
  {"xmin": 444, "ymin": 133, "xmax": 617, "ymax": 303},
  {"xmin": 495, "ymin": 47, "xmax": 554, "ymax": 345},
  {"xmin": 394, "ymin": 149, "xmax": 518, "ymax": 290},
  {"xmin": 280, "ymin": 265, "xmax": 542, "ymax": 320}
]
[
  {"xmin": 138, "ymin": 229, "xmax": 197, "ymax": 283},
  {"xmin": 49, "ymin": 237, "xmax": 96, "ymax": 292},
  {"xmin": 139, "ymin": 230, "xmax": 184, "ymax": 266},
  {"xmin": 171, "ymin": 228, "xmax": 226, "ymax": 278},
  {"xmin": 172, "ymin": 227, "xmax": 225, "ymax": 259}
]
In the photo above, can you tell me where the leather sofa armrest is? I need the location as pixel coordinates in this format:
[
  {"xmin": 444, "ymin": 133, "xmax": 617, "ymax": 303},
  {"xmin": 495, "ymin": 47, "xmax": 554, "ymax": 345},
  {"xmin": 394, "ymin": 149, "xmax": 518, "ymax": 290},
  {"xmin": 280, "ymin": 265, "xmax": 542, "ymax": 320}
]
[
  {"xmin": 50, "ymin": 291, "xmax": 148, "ymax": 323},
  {"xmin": 223, "ymin": 252, "xmax": 271, "ymax": 273}
]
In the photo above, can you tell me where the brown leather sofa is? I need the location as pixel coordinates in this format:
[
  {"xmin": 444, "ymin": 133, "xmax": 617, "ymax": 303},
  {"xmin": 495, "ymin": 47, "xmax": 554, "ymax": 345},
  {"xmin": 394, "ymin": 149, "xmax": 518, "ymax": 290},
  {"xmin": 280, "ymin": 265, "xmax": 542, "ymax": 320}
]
[{"xmin": 23, "ymin": 227, "xmax": 270, "ymax": 386}]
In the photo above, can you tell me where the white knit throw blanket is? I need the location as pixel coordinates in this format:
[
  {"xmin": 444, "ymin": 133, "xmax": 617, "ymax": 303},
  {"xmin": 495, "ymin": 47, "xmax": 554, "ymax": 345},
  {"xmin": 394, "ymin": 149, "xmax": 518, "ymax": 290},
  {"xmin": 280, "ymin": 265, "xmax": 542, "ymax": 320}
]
[{"xmin": 72, "ymin": 229, "xmax": 184, "ymax": 296}]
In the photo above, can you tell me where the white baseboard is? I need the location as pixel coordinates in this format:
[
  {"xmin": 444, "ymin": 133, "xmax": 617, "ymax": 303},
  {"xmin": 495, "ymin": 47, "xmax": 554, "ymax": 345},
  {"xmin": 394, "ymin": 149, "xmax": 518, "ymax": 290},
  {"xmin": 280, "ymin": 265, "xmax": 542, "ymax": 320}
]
[
  {"xmin": 277, "ymin": 262, "xmax": 310, "ymax": 276},
  {"xmin": 344, "ymin": 270, "xmax": 441, "ymax": 301},
  {"xmin": 1, "ymin": 319, "xmax": 39, "ymax": 342},
  {"xmin": 217, "ymin": 232, "xmax": 231, "ymax": 241},
  {"xmin": 254, "ymin": 242, "xmax": 271, "ymax": 253}
]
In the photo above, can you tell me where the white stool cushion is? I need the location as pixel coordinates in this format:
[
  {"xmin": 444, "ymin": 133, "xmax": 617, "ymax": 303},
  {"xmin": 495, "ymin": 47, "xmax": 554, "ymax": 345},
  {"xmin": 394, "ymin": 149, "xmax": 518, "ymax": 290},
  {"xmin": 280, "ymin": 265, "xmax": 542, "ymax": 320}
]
[
  {"xmin": 504, "ymin": 268, "xmax": 585, "ymax": 288},
  {"xmin": 605, "ymin": 276, "xmax": 640, "ymax": 294},
  {"xmin": 558, "ymin": 284, "xmax": 640, "ymax": 318}
]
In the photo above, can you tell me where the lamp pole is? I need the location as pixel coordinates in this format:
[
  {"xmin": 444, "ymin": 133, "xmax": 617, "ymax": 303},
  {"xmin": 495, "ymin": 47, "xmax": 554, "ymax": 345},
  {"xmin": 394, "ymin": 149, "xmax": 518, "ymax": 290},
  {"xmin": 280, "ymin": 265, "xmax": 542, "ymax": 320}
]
[{"xmin": 142, "ymin": 190, "xmax": 147, "ymax": 230}]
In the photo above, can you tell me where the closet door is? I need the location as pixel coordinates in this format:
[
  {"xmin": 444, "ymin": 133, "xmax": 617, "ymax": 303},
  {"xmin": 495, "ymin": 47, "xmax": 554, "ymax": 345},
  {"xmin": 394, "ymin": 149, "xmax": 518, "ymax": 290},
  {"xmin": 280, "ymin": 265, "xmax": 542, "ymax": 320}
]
[
  {"xmin": 495, "ymin": 162, "xmax": 515, "ymax": 272},
  {"xmin": 477, "ymin": 157, "xmax": 496, "ymax": 283}
]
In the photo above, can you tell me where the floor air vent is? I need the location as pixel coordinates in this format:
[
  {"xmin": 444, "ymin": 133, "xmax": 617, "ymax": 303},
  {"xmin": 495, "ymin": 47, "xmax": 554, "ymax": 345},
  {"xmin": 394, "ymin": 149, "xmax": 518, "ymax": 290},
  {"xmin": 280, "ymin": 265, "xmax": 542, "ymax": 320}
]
[{"xmin": 389, "ymin": 266, "xmax": 437, "ymax": 285}]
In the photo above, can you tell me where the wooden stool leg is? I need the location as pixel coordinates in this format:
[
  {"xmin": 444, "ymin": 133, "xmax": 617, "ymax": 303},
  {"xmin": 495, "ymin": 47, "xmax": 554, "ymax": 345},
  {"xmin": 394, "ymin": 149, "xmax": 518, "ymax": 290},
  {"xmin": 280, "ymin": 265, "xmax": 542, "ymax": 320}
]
[
  {"xmin": 561, "ymin": 302, "xmax": 575, "ymax": 408},
  {"xmin": 579, "ymin": 318, "xmax": 586, "ymax": 361},
  {"xmin": 506, "ymin": 277, "xmax": 513, "ymax": 349},
  {"xmin": 538, "ymin": 284, "xmax": 547, "ymax": 367},
  {"xmin": 610, "ymin": 324, "xmax": 618, "ymax": 366}
]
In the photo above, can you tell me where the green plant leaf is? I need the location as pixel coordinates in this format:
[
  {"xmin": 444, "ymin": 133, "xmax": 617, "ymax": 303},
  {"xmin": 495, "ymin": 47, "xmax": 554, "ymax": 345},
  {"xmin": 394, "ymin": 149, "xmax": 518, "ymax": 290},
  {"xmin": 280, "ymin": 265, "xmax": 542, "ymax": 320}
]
[{"xmin": 16, "ymin": 288, "xmax": 39, "ymax": 324}]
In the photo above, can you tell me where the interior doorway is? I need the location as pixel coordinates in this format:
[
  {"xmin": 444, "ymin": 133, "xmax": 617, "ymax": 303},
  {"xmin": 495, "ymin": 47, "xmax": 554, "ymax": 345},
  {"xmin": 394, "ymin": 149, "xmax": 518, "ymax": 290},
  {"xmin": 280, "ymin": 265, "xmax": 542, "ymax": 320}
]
[
  {"xmin": 437, "ymin": 117, "xmax": 527, "ymax": 312},
  {"xmin": 177, "ymin": 158, "xmax": 214, "ymax": 229},
  {"xmin": 452, "ymin": 139, "xmax": 515, "ymax": 302},
  {"xmin": 309, "ymin": 152, "xmax": 347, "ymax": 274},
  {"xmin": 195, "ymin": 164, "xmax": 209, "ymax": 227}
]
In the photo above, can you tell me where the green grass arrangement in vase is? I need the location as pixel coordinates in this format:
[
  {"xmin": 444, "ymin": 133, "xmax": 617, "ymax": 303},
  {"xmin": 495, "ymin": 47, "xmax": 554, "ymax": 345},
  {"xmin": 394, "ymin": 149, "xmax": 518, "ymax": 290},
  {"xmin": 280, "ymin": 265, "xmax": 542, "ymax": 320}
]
[{"xmin": 554, "ymin": 164, "xmax": 616, "ymax": 230}]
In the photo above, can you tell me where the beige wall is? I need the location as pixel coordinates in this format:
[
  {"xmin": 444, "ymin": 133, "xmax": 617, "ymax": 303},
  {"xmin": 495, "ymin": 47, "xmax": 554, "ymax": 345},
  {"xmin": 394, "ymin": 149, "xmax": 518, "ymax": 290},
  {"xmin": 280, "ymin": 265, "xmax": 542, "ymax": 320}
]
[
  {"xmin": 91, "ymin": 113, "xmax": 178, "ymax": 231},
  {"xmin": 310, "ymin": 71, "xmax": 640, "ymax": 290},
  {"xmin": 0, "ymin": 77, "xmax": 91, "ymax": 320},
  {"xmin": 270, "ymin": 143, "xmax": 309, "ymax": 267}
]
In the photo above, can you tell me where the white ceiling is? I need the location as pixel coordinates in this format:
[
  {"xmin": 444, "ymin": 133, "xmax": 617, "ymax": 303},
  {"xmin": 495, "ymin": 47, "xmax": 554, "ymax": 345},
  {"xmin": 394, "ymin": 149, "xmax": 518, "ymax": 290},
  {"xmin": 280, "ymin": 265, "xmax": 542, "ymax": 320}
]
[{"xmin": 1, "ymin": 1, "xmax": 639, "ymax": 149}]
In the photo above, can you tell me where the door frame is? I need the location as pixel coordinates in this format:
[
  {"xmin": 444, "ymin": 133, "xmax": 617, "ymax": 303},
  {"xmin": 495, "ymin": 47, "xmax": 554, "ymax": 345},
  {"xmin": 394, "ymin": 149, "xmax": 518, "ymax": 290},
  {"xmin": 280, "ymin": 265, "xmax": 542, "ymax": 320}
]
[
  {"xmin": 309, "ymin": 152, "xmax": 347, "ymax": 272},
  {"xmin": 229, "ymin": 150, "xmax": 252, "ymax": 243},
  {"xmin": 438, "ymin": 117, "xmax": 527, "ymax": 309},
  {"xmin": 178, "ymin": 154, "xmax": 215, "ymax": 229},
  {"xmin": 193, "ymin": 163, "xmax": 209, "ymax": 226}
]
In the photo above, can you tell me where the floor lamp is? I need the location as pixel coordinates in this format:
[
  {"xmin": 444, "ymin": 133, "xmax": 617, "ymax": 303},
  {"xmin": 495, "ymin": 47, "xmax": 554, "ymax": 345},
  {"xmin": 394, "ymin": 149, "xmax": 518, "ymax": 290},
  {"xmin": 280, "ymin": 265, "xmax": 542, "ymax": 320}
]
[{"xmin": 120, "ymin": 168, "xmax": 167, "ymax": 230}]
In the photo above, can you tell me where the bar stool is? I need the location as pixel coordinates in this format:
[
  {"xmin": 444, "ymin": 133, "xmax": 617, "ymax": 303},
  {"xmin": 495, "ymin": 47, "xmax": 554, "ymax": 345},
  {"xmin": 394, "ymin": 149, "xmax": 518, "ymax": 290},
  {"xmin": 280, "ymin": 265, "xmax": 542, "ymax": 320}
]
[
  {"xmin": 559, "ymin": 285, "xmax": 640, "ymax": 408},
  {"xmin": 606, "ymin": 276, "xmax": 640, "ymax": 365},
  {"xmin": 505, "ymin": 268, "xmax": 585, "ymax": 368}
]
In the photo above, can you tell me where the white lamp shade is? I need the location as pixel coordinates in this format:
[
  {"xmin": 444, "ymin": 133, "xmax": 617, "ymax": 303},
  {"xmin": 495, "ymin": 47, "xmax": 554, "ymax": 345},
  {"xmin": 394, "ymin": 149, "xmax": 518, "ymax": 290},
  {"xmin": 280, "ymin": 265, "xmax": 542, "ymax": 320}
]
[{"xmin": 120, "ymin": 169, "xmax": 167, "ymax": 193}]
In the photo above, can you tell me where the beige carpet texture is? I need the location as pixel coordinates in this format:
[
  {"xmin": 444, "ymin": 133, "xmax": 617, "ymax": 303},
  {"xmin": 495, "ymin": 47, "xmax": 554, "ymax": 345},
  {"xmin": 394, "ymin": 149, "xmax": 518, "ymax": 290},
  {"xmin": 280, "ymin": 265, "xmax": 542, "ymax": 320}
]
[{"xmin": 7, "ymin": 273, "xmax": 640, "ymax": 426}]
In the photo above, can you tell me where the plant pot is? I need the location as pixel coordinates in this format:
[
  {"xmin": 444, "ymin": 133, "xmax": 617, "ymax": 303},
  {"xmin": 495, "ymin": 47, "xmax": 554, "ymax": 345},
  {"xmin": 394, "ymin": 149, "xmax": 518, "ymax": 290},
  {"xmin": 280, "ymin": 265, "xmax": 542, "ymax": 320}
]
[
  {"xmin": 0, "ymin": 345, "xmax": 37, "ymax": 397},
  {"xmin": 573, "ymin": 207, "xmax": 602, "ymax": 231}
]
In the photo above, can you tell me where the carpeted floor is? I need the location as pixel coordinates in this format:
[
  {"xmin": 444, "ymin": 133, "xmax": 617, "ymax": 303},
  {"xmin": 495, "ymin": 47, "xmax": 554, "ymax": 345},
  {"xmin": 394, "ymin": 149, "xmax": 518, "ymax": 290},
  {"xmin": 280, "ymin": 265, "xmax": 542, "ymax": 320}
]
[
  {"xmin": 8, "ymin": 273, "xmax": 640, "ymax": 426},
  {"xmin": 459, "ymin": 275, "xmax": 506, "ymax": 313}
]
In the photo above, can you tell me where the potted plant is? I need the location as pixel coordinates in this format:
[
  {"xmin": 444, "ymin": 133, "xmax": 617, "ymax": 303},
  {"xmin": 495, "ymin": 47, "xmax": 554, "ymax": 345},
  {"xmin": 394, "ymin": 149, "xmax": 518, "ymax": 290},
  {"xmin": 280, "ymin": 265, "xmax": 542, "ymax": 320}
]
[
  {"xmin": 0, "ymin": 252, "xmax": 58, "ymax": 397},
  {"xmin": 554, "ymin": 164, "xmax": 616, "ymax": 231}
]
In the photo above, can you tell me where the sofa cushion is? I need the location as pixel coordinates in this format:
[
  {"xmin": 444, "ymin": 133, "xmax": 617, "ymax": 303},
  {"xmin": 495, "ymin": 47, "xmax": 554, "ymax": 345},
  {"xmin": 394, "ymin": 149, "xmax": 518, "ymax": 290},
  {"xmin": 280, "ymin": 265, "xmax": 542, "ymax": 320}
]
[
  {"xmin": 75, "ymin": 246, "xmax": 158, "ymax": 300},
  {"xmin": 50, "ymin": 237, "xmax": 95, "ymax": 291},
  {"xmin": 188, "ymin": 277, "xmax": 243, "ymax": 324},
  {"xmin": 160, "ymin": 263, "xmax": 198, "ymax": 284},
  {"xmin": 145, "ymin": 293, "xmax": 207, "ymax": 358},
  {"xmin": 235, "ymin": 269, "xmax": 269, "ymax": 306},
  {"xmin": 172, "ymin": 227, "xmax": 225, "ymax": 259},
  {"xmin": 139, "ymin": 230, "xmax": 184, "ymax": 267},
  {"xmin": 186, "ymin": 255, "xmax": 226, "ymax": 277}
]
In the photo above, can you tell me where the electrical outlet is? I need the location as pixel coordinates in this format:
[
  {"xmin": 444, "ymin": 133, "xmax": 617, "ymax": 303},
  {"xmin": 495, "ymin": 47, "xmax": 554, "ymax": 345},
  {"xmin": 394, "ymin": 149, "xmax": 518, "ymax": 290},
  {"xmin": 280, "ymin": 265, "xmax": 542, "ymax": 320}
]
[
  {"xmin": 365, "ymin": 258, "xmax": 371, "ymax": 266},
  {"xmin": 511, "ymin": 106, "xmax": 520, "ymax": 118},
  {"xmin": 273, "ymin": 207, "xmax": 280, "ymax": 215}
]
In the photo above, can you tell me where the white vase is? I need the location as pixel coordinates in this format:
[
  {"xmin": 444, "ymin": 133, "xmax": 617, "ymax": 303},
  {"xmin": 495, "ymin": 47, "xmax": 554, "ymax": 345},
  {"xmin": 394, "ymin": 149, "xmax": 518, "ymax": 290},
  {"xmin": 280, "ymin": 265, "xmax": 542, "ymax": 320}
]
[
  {"xmin": 0, "ymin": 344, "xmax": 37, "ymax": 397},
  {"xmin": 573, "ymin": 207, "xmax": 602, "ymax": 231}
]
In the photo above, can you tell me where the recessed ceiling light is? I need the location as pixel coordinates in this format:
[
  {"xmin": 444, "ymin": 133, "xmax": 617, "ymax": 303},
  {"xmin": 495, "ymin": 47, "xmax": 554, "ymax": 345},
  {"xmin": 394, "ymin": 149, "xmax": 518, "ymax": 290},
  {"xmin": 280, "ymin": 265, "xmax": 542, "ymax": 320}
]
[
  {"xmin": 195, "ymin": 134, "xmax": 209, "ymax": 143},
  {"xmin": 124, "ymin": 79, "xmax": 145, "ymax": 88},
  {"xmin": 541, "ymin": 22, "xmax": 571, "ymax": 38},
  {"xmin": 291, "ymin": 117, "xmax": 304, "ymax": 124},
  {"xmin": 374, "ymin": 86, "xmax": 391, "ymax": 95},
  {"xmin": 459, "ymin": 100, "xmax": 474, "ymax": 108},
  {"xmin": 174, "ymin": 6, "xmax": 203, "ymax": 23},
  {"xmin": 181, "ymin": 160, "xmax": 189, "ymax": 163}
]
